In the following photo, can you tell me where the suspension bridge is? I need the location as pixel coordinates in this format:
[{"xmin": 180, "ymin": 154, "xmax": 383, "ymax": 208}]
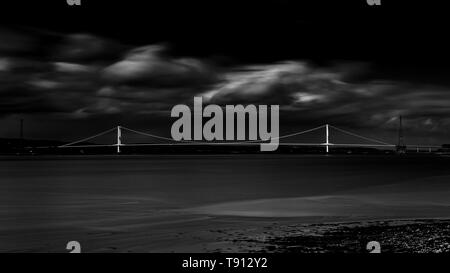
[{"xmin": 57, "ymin": 124, "xmax": 441, "ymax": 154}]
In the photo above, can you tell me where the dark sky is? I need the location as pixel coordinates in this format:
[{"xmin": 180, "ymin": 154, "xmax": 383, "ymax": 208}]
[{"xmin": 1, "ymin": 0, "xmax": 450, "ymax": 145}]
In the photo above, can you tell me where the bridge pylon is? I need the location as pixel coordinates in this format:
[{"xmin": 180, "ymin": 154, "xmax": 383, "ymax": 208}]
[
  {"xmin": 116, "ymin": 126, "xmax": 122, "ymax": 154},
  {"xmin": 325, "ymin": 124, "xmax": 330, "ymax": 153}
]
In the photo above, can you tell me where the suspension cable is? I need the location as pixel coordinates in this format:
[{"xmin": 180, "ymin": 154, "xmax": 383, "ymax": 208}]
[
  {"xmin": 120, "ymin": 126, "xmax": 193, "ymax": 143},
  {"xmin": 329, "ymin": 125, "xmax": 393, "ymax": 146},
  {"xmin": 276, "ymin": 125, "xmax": 326, "ymax": 140},
  {"xmin": 59, "ymin": 127, "xmax": 117, "ymax": 147}
]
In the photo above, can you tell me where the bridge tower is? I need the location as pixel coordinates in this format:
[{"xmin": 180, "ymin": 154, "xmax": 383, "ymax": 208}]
[
  {"xmin": 325, "ymin": 124, "xmax": 330, "ymax": 153},
  {"xmin": 396, "ymin": 116, "xmax": 407, "ymax": 154},
  {"xmin": 116, "ymin": 126, "xmax": 122, "ymax": 154}
]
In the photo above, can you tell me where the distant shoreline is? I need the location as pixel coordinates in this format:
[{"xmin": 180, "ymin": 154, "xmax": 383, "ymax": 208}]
[
  {"xmin": 0, "ymin": 153, "xmax": 447, "ymax": 158},
  {"xmin": 2, "ymin": 137, "xmax": 448, "ymax": 156}
]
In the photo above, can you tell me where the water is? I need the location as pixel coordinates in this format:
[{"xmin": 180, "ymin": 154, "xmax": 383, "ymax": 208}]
[{"xmin": 1, "ymin": 155, "xmax": 449, "ymax": 252}]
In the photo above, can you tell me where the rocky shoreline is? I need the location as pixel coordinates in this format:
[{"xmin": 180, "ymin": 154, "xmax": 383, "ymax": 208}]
[{"xmin": 213, "ymin": 219, "xmax": 450, "ymax": 253}]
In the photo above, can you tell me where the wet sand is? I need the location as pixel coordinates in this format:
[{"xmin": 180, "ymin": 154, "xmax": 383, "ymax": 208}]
[{"xmin": 189, "ymin": 175, "xmax": 450, "ymax": 218}]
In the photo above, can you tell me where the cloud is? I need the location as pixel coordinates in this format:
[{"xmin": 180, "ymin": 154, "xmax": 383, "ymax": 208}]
[
  {"xmin": 103, "ymin": 45, "xmax": 217, "ymax": 88},
  {"xmin": 0, "ymin": 26, "xmax": 449, "ymax": 143},
  {"xmin": 0, "ymin": 58, "xmax": 11, "ymax": 71},
  {"xmin": 54, "ymin": 62, "xmax": 97, "ymax": 73},
  {"xmin": 202, "ymin": 62, "xmax": 348, "ymax": 105},
  {"xmin": 0, "ymin": 28, "xmax": 37, "ymax": 54},
  {"xmin": 53, "ymin": 34, "xmax": 124, "ymax": 62},
  {"xmin": 28, "ymin": 79, "xmax": 61, "ymax": 89},
  {"xmin": 200, "ymin": 61, "xmax": 450, "ymax": 135}
]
